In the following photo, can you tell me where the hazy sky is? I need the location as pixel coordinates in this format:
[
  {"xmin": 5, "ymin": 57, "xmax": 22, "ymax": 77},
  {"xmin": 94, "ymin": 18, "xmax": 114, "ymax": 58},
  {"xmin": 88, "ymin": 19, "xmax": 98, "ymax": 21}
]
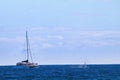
[{"xmin": 0, "ymin": 0, "xmax": 120, "ymax": 65}]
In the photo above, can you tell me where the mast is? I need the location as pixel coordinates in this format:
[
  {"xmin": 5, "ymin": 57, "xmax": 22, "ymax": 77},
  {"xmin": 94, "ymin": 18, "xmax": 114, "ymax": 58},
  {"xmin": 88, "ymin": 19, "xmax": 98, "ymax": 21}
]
[
  {"xmin": 26, "ymin": 31, "xmax": 33, "ymax": 62},
  {"xmin": 26, "ymin": 31, "xmax": 29, "ymax": 61}
]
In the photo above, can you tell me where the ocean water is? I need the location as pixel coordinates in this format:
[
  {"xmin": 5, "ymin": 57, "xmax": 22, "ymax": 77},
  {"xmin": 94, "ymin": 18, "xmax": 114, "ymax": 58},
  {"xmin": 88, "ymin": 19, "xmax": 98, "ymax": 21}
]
[{"xmin": 0, "ymin": 65, "xmax": 120, "ymax": 80}]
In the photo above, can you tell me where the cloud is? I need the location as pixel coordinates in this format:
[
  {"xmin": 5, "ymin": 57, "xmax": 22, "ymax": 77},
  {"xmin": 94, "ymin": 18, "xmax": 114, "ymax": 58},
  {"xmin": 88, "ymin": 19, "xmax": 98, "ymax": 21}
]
[
  {"xmin": 60, "ymin": 30, "xmax": 120, "ymax": 48},
  {"xmin": 78, "ymin": 31, "xmax": 120, "ymax": 47},
  {"xmin": 47, "ymin": 35, "xmax": 64, "ymax": 40},
  {"xmin": 30, "ymin": 27, "xmax": 66, "ymax": 33},
  {"xmin": 42, "ymin": 43, "xmax": 54, "ymax": 48},
  {"xmin": 78, "ymin": 31, "xmax": 120, "ymax": 37},
  {"xmin": 0, "ymin": 27, "xmax": 120, "ymax": 49},
  {"xmin": 0, "ymin": 37, "xmax": 24, "ymax": 43}
]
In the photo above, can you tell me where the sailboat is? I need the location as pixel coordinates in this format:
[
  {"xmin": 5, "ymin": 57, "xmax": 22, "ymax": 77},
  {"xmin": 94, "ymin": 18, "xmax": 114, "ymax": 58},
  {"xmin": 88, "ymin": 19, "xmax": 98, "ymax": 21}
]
[
  {"xmin": 16, "ymin": 31, "xmax": 38, "ymax": 68},
  {"xmin": 82, "ymin": 62, "xmax": 88, "ymax": 68},
  {"xmin": 78, "ymin": 62, "xmax": 88, "ymax": 69}
]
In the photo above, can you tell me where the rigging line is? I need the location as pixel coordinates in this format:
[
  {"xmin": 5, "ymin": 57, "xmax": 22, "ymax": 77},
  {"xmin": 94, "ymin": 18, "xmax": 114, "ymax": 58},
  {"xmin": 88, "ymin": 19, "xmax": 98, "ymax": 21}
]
[
  {"xmin": 29, "ymin": 43, "xmax": 33, "ymax": 63},
  {"xmin": 26, "ymin": 31, "xmax": 33, "ymax": 63}
]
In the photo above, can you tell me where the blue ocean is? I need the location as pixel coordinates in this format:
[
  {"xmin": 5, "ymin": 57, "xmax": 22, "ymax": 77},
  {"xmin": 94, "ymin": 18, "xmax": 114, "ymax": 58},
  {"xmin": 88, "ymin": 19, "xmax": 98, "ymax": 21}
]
[{"xmin": 0, "ymin": 65, "xmax": 120, "ymax": 80}]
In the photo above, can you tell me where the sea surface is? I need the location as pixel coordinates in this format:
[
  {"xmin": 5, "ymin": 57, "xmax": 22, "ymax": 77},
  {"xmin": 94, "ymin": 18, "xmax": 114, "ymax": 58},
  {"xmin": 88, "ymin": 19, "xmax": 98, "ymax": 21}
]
[{"xmin": 0, "ymin": 65, "xmax": 120, "ymax": 80}]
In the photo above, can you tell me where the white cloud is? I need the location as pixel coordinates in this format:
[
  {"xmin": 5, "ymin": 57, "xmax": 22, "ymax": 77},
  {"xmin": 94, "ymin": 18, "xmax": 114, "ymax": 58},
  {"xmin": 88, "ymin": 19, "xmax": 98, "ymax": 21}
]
[
  {"xmin": 30, "ymin": 27, "xmax": 50, "ymax": 32},
  {"xmin": 30, "ymin": 27, "xmax": 66, "ymax": 32},
  {"xmin": 42, "ymin": 43, "xmax": 54, "ymax": 48},
  {"xmin": 63, "ymin": 30, "xmax": 120, "ymax": 47},
  {"xmin": 0, "ymin": 37, "xmax": 24, "ymax": 43},
  {"xmin": 0, "ymin": 27, "xmax": 120, "ymax": 48},
  {"xmin": 47, "ymin": 35, "xmax": 64, "ymax": 40}
]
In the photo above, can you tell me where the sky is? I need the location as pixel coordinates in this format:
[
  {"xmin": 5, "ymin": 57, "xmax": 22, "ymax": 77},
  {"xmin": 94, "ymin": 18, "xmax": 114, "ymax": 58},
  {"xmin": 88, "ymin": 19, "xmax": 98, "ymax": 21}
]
[{"xmin": 0, "ymin": 0, "xmax": 120, "ymax": 65}]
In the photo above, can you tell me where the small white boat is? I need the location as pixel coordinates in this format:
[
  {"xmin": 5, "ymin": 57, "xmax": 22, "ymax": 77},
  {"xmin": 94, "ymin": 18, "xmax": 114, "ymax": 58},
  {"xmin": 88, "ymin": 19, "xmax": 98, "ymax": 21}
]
[
  {"xmin": 78, "ymin": 62, "xmax": 88, "ymax": 69},
  {"xmin": 16, "ymin": 31, "xmax": 38, "ymax": 68},
  {"xmin": 82, "ymin": 62, "xmax": 88, "ymax": 68}
]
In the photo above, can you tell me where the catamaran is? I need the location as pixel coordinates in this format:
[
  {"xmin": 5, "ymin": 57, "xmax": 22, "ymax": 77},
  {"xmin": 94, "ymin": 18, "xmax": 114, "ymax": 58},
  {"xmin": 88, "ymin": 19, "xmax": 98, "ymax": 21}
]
[{"xmin": 16, "ymin": 31, "xmax": 38, "ymax": 68}]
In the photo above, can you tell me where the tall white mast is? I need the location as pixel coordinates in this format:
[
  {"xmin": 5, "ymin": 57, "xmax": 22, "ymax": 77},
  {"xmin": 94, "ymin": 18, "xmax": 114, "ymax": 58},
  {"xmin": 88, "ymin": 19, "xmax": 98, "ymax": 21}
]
[
  {"xmin": 26, "ymin": 31, "xmax": 29, "ymax": 61},
  {"xmin": 26, "ymin": 31, "xmax": 33, "ymax": 62}
]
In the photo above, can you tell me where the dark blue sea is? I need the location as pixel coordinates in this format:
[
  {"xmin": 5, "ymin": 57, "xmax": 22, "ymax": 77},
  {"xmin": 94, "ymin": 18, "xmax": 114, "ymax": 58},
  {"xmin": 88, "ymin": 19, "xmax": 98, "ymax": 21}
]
[{"xmin": 0, "ymin": 65, "xmax": 120, "ymax": 80}]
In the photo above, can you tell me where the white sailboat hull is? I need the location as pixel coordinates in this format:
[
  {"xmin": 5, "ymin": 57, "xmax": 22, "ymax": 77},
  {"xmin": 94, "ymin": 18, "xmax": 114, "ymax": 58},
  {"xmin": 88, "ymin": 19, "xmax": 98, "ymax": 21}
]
[{"xmin": 16, "ymin": 62, "xmax": 38, "ymax": 68}]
